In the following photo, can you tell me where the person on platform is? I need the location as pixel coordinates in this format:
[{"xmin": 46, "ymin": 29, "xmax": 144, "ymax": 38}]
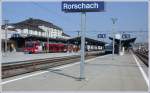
[{"xmin": 10, "ymin": 43, "xmax": 16, "ymax": 52}]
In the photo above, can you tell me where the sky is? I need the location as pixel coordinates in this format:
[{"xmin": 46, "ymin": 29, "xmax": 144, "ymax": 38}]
[{"xmin": 2, "ymin": 1, "xmax": 148, "ymax": 43}]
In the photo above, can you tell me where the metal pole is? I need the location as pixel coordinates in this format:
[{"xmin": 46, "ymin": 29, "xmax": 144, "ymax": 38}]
[
  {"xmin": 119, "ymin": 33, "xmax": 121, "ymax": 54},
  {"xmin": 119, "ymin": 34, "xmax": 121, "ymax": 53},
  {"xmin": 47, "ymin": 30, "xmax": 49, "ymax": 53},
  {"xmin": 112, "ymin": 32, "xmax": 115, "ymax": 56},
  {"xmin": 4, "ymin": 20, "xmax": 8, "ymax": 52},
  {"xmin": 80, "ymin": 12, "xmax": 86, "ymax": 80},
  {"xmin": 111, "ymin": 18, "xmax": 117, "ymax": 58}
]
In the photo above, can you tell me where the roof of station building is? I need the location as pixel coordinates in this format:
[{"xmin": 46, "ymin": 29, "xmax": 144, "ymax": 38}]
[
  {"xmin": 12, "ymin": 18, "xmax": 62, "ymax": 30},
  {"xmin": 1, "ymin": 18, "xmax": 70, "ymax": 36},
  {"xmin": 1, "ymin": 18, "xmax": 63, "ymax": 31},
  {"xmin": 12, "ymin": 23, "xmax": 45, "ymax": 32}
]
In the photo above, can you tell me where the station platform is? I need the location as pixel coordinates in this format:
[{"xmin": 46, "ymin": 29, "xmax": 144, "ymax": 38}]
[
  {"xmin": 2, "ymin": 53, "xmax": 148, "ymax": 91},
  {"xmin": 2, "ymin": 52, "xmax": 79, "ymax": 63}
]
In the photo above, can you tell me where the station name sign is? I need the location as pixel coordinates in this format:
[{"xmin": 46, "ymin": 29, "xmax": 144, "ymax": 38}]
[{"xmin": 62, "ymin": 1, "xmax": 104, "ymax": 12}]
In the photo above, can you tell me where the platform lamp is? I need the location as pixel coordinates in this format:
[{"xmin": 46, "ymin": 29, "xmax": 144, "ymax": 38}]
[{"xmin": 111, "ymin": 18, "xmax": 118, "ymax": 58}]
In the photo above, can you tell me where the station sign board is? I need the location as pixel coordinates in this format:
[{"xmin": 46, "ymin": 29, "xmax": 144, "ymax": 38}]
[
  {"xmin": 62, "ymin": 1, "xmax": 104, "ymax": 12},
  {"xmin": 97, "ymin": 34, "xmax": 106, "ymax": 38}
]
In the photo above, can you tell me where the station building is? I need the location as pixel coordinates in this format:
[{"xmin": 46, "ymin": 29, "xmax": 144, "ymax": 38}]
[
  {"xmin": 1, "ymin": 18, "xmax": 70, "ymax": 52},
  {"xmin": 10, "ymin": 18, "xmax": 70, "ymax": 39}
]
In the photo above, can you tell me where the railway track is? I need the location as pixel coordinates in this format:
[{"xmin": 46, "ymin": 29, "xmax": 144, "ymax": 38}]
[
  {"xmin": 2, "ymin": 51, "xmax": 105, "ymax": 79},
  {"xmin": 134, "ymin": 50, "xmax": 148, "ymax": 67}
]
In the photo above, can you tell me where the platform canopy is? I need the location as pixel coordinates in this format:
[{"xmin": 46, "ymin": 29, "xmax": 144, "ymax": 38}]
[
  {"xmin": 10, "ymin": 35, "xmax": 68, "ymax": 43},
  {"xmin": 10, "ymin": 35, "xmax": 106, "ymax": 46},
  {"xmin": 68, "ymin": 36, "xmax": 105, "ymax": 46},
  {"xmin": 109, "ymin": 37, "xmax": 136, "ymax": 47},
  {"xmin": 25, "ymin": 35, "xmax": 67, "ymax": 43}
]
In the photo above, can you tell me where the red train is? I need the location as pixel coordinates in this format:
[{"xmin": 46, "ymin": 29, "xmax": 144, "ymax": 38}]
[
  {"xmin": 24, "ymin": 41, "xmax": 79, "ymax": 54},
  {"xmin": 24, "ymin": 41, "xmax": 67, "ymax": 54}
]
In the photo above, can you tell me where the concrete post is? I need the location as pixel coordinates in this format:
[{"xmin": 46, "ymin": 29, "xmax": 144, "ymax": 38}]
[{"xmin": 80, "ymin": 12, "xmax": 86, "ymax": 80}]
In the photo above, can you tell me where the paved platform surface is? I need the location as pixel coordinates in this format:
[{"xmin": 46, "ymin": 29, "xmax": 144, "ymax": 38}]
[
  {"xmin": 2, "ymin": 52, "xmax": 79, "ymax": 63},
  {"xmin": 2, "ymin": 53, "xmax": 148, "ymax": 91}
]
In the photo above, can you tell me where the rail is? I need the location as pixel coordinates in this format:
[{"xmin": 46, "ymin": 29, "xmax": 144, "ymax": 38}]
[{"xmin": 133, "ymin": 49, "xmax": 148, "ymax": 67}]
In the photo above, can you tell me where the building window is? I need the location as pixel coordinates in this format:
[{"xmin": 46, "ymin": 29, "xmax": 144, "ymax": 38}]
[
  {"xmin": 28, "ymin": 30, "xmax": 31, "ymax": 35},
  {"xmin": 37, "ymin": 31, "xmax": 40, "ymax": 36},
  {"xmin": 34, "ymin": 31, "xmax": 36, "ymax": 35},
  {"xmin": 40, "ymin": 31, "xmax": 41, "ymax": 36},
  {"xmin": 30, "ymin": 30, "xmax": 33, "ymax": 35},
  {"xmin": 24, "ymin": 29, "xmax": 28, "ymax": 34},
  {"xmin": 35, "ymin": 31, "xmax": 37, "ymax": 35}
]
